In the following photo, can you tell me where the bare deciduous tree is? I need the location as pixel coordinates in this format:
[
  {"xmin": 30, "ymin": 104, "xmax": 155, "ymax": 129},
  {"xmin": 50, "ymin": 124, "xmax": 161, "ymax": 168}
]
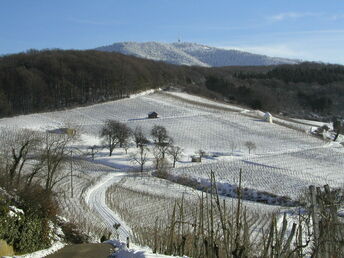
[
  {"xmin": 151, "ymin": 125, "xmax": 168, "ymax": 145},
  {"xmin": 87, "ymin": 145, "xmax": 101, "ymax": 160},
  {"xmin": 333, "ymin": 118, "xmax": 343, "ymax": 142},
  {"xmin": 35, "ymin": 132, "xmax": 77, "ymax": 192},
  {"xmin": 197, "ymin": 149, "xmax": 206, "ymax": 162},
  {"xmin": 151, "ymin": 125, "xmax": 173, "ymax": 159},
  {"xmin": 244, "ymin": 141, "xmax": 256, "ymax": 154},
  {"xmin": 100, "ymin": 120, "xmax": 131, "ymax": 156},
  {"xmin": 131, "ymin": 145, "xmax": 149, "ymax": 172},
  {"xmin": 156, "ymin": 137, "xmax": 173, "ymax": 159},
  {"xmin": 168, "ymin": 145, "xmax": 183, "ymax": 168},
  {"xmin": 133, "ymin": 126, "xmax": 149, "ymax": 148},
  {"xmin": 0, "ymin": 128, "xmax": 41, "ymax": 187},
  {"xmin": 152, "ymin": 145, "xmax": 163, "ymax": 170}
]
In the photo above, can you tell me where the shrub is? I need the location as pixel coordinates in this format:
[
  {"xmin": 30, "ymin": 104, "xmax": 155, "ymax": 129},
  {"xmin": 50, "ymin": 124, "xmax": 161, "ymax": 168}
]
[
  {"xmin": 17, "ymin": 185, "xmax": 59, "ymax": 220},
  {"xmin": 60, "ymin": 222, "xmax": 90, "ymax": 244},
  {"xmin": 0, "ymin": 184, "xmax": 57, "ymax": 254}
]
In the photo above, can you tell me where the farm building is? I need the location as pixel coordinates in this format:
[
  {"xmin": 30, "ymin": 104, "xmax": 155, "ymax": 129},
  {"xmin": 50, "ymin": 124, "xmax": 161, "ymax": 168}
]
[
  {"xmin": 264, "ymin": 112, "xmax": 273, "ymax": 123},
  {"xmin": 191, "ymin": 156, "xmax": 201, "ymax": 162},
  {"xmin": 148, "ymin": 112, "xmax": 158, "ymax": 119},
  {"xmin": 47, "ymin": 127, "xmax": 76, "ymax": 136}
]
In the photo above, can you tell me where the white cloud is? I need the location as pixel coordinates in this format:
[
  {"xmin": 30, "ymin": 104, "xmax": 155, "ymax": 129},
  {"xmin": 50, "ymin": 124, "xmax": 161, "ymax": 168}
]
[{"xmin": 268, "ymin": 12, "xmax": 321, "ymax": 21}]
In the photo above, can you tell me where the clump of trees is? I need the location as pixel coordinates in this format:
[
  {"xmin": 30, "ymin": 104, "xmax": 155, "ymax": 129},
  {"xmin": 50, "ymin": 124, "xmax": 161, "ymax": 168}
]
[
  {"xmin": 100, "ymin": 120, "xmax": 131, "ymax": 156},
  {"xmin": 0, "ymin": 128, "xmax": 78, "ymax": 192},
  {"xmin": 100, "ymin": 121, "xmax": 183, "ymax": 172}
]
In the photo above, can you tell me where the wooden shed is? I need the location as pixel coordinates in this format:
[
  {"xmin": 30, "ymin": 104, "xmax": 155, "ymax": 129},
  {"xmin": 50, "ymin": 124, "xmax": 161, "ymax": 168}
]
[
  {"xmin": 148, "ymin": 112, "xmax": 158, "ymax": 119},
  {"xmin": 47, "ymin": 127, "xmax": 76, "ymax": 136},
  {"xmin": 191, "ymin": 156, "xmax": 201, "ymax": 163}
]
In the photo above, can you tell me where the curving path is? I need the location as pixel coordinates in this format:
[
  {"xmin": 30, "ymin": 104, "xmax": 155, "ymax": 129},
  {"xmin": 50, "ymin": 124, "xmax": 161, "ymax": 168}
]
[{"xmin": 85, "ymin": 172, "xmax": 131, "ymax": 241}]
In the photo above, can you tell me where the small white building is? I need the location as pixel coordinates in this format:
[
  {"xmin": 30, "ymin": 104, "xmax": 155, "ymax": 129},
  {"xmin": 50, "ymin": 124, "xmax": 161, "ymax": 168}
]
[{"xmin": 264, "ymin": 112, "xmax": 273, "ymax": 123}]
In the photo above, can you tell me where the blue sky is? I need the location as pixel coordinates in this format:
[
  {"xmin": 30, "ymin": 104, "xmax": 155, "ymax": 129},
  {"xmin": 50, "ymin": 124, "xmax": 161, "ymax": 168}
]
[{"xmin": 1, "ymin": 0, "xmax": 344, "ymax": 64}]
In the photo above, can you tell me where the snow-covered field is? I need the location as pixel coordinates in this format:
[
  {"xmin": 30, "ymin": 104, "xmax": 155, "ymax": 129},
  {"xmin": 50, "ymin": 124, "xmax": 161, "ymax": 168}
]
[{"xmin": 1, "ymin": 89, "xmax": 343, "ymax": 256}]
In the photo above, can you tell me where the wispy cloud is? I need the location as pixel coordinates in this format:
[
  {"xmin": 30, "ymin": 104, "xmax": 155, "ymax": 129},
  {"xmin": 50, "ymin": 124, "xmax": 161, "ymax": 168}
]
[{"xmin": 268, "ymin": 12, "xmax": 321, "ymax": 21}]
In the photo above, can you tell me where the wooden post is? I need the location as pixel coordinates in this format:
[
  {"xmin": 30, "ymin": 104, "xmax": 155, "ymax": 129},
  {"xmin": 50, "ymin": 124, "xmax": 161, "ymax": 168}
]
[
  {"xmin": 70, "ymin": 149, "xmax": 73, "ymax": 198},
  {"xmin": 309, "ymin": 185, "xmax": 319, "ymax": 257},
  {"xmin": 126, "ymin": 237, "xmax": 130, "ymax": 248}
]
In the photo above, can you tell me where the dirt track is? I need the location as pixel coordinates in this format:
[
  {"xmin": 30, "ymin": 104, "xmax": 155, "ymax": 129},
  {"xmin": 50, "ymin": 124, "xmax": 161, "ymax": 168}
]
[{"xmin": 45, "ymin": 243, "xmax": 114, "ymax": 258}]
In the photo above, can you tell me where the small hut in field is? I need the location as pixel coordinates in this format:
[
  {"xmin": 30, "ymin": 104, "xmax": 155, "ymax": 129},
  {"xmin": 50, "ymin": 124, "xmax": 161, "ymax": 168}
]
[
  {"xmin": 47, "ymin": 127, "xmax": 76, "ymax": 136},
  {"xmin": 191, "ymin": 156, "xmax": 201, "ymax": 163},
  {"xmin": 148, "ymin": 112, "xmax": 158, "ymax": 119},
  {"xmin": 264, "ymin": 112, "xmax": 273, "ymax": 123}
]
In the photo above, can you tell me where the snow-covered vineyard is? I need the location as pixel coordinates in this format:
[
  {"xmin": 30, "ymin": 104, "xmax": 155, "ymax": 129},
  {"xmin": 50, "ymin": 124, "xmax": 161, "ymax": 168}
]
[{"xmin": 1, "ymin": 89, "xmax": 343, "ymax": 256}]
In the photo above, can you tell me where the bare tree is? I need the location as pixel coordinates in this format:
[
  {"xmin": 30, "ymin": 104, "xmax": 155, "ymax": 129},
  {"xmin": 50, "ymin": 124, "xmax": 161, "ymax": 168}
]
[
  {"xmin": 151, "ymin": 125, "xmax": 173, "ymax": 159},
  {"xmin": 333, "ymin": 118, "xmax": 343, "ymax": 142},
  {"xmin": 244, "ymin": 141, "xmax": 256, "ymax": 154},
  {"xmin": 123, "ymin": 140, "xmax": 130, "ymax": 154},
  {"xmin": 0, "ymin": 128, "xmax": 41, "ymax": 187},
  {"xmin": 131, "ymin": 145, "xmax": 149, "ymax": 172},
  {"xmin": 87, "ymin": 145, "xmax": 101, "ymax": 160},
  {"xmin": 197, "ymin": 149, "xmax": 206, "ymax": 162},
  {"xmin": 167, "ymin": 145, "xmax": 183, "ymax": 168},
  {"xmin": 152, "ymin": 145, "xmax": 163, "ymax": 170},
  {"xmin": 36, "ymin": 132, "xmax": 77, "ymax": 192},
  {"xmin": 100, "ymin": 120, "xmax": 131, "ymax": 156},
  {"xmin": 133, "ymin": 126, "xmax": 148, "ymax": 148},
  {"xmin": 156, "ymin": 137, "xmax": 173, "ymax": 159},
  {"xmin": 151, "ymin": 125, "xmax": 168, "ymax": 145}
]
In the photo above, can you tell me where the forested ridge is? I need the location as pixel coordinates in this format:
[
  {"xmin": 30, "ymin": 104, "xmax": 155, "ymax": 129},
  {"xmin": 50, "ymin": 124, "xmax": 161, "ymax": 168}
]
[
  {"xmin": 205, "ymin": 62, "xmax": 344, "ymax": 119},
  {"xmin": 0, "ymin": 49, "xmax": 204, "ymax": 117},
  {"xmin": 0, "ymin": 49, "xmax": 344, "ymax": 120}
]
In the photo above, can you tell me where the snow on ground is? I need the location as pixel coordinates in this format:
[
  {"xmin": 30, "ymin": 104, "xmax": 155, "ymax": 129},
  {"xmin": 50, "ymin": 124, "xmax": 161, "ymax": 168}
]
[
  {"xmin": 14, "ymin": 242, "xmax": 65, "ymax": 258},
  {"xmin": 54, "ymin": 160, "xmax": 115, "ymax": 239},
  {"xmin": 163, "ymin": 91, "xmax": 248, "ymax": 112},
  {"xmin": 105, "ymin": 175, "xmax": 279, "ymax": 251},
  {"xmin": 85, "ymin": 172, "xmax": 131, "ymax": 241},
  {"xmin": 1, "ymin": 90, "xmax": 343, "ymax": 255},
  {"xmin": 106, "ymin": 240, "xmax": 180, "ymax": 258},
  {"xmin": 170, "ymin": 144, "xmax": 344, "ymax": 201}
]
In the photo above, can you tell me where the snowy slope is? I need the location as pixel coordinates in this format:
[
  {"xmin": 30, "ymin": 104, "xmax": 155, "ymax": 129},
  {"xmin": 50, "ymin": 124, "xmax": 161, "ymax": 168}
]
[
  {"xmin": 95, "ymin": 41, "xmax": 299, "ymax": 67},
  {"xmin": 95, "ymin": 41, "xmax": 209, "ymax": 67}
]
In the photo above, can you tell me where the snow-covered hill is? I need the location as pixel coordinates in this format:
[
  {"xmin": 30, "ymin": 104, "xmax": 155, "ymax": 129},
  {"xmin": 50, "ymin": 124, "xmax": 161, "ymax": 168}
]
[{"xmin": 95, "ymin": 41, "xmax": 299, "ymax": 67}]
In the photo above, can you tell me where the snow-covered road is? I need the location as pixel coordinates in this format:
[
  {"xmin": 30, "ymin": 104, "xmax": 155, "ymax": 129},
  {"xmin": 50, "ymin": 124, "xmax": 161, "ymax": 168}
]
[{"xmin": 85, "ymin": 173, "xmax": 131, "ymax": 241}]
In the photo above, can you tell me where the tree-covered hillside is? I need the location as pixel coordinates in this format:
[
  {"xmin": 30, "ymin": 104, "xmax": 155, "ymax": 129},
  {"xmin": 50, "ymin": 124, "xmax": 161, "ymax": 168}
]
[
  {"xmin": 0, "ymin": 49, "xmax": 344, "ymax": 120},
  {"xmin": 204, "ymin": 62, "xmax": 344, "ymax": 119},
  {"xmin": 0, "ymin": 49, "xmax": 203, "ymax": 117}
]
